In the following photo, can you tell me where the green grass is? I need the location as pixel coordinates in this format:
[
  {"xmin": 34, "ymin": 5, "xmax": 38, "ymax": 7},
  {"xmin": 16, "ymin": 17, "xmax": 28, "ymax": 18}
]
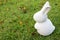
[{"xmin": 0, "ymin": 0, "xmax": 60, "ymax": 40}]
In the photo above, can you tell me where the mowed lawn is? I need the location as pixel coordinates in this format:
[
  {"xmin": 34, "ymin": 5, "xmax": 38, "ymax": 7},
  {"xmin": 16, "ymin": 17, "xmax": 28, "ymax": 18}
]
[{"xmin": 0, "ymin": 0, "xmax": 60, "ymax": 40}]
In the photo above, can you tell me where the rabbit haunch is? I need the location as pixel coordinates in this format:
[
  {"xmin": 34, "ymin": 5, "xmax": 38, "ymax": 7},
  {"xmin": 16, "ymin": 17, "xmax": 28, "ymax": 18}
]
[{"xmin": 34, "ymin": 19, "xmax": 55, "ymax": 36}]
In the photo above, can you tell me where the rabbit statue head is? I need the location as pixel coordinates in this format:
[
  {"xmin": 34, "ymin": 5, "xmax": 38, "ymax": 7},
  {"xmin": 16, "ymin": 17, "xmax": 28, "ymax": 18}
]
[{"xmin": 33, "ymin": 1, "xmax": 51, "ymax": 23}]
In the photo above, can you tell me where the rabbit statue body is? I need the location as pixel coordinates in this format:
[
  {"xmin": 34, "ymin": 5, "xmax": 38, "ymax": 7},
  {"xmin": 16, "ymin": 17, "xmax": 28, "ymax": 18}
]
[{"xmin": 33, "ymin": 1, "xmax": 55, "ymax": 36}]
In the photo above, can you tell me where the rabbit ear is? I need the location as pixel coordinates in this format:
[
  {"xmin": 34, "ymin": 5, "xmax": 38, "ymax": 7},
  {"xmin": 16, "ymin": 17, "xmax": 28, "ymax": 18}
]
[{"xmin": 41, "ymin": 1, "xmax": 51, "ymax": 14}]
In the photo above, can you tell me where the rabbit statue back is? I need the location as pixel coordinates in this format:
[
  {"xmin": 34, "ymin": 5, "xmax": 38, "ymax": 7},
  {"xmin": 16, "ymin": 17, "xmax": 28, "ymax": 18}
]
[{"xmin": 33, "ymin": 1, "xmax": 55, "ymax": 36}]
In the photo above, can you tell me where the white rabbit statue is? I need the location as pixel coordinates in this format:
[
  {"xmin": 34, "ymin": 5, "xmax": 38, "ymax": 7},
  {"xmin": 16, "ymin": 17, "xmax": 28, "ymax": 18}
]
[{"xmin": 33, "ymin": 1, "xmax": 55, "ymax": 36}]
